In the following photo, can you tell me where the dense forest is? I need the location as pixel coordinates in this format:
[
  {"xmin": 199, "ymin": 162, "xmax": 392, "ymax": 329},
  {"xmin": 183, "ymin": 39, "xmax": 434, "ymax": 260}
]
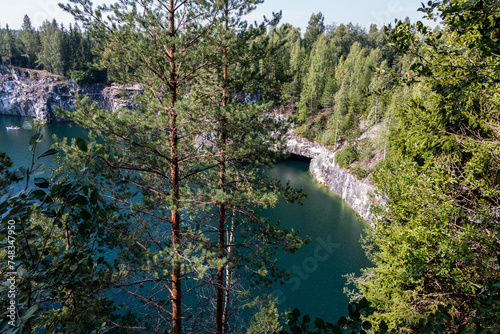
[
  {"xmin": 0, "ymin": 11, "xmax": 398, "ymax": 177},
  {"xmin": 1, "ymin": 0, "xmax": 499, "ymax": 333},
  {"xmin": 0, "ymin": 15, "xmax": 104, "ymax": 85}
]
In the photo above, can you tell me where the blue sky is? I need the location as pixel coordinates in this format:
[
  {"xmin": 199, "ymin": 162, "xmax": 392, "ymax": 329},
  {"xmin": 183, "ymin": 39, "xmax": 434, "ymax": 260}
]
[{"xmin": 1, "ymin": 0, "xmax": 432, "ymax": 33}]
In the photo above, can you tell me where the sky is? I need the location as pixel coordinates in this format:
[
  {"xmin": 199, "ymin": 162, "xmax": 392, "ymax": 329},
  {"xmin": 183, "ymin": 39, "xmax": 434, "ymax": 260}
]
[{"xmin": 0, "ymin": 0, "xmax": 433, "ymax": 33}]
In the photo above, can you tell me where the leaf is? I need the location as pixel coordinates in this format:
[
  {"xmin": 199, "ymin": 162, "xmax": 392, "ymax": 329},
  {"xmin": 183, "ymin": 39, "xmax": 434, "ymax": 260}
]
[
  {"xmin": 69, "ymin": 194, "xmax": 89, "ymax": 206},
  {"xmin": 76, "ymin": 137, "xmax": 88, "ymax": 152},
  {"xmin": 348, "ymin": 302, "xmax": 357, "ymax": 316},
  {"xmin": 70, "ymin": 264, "xmax": 78, "ymax": 271},
  {"xmin": 301, "ymin": 314, "xmax": 310, "ymax": 331},
  {"xmin": 331, "ymin": 325, "xmax": 343, "ymax": 334},
  {"xmin": 92, "ymin": 146, "xmax": 105, "ymax": 158},
  {"xmin": 314, "ymin": 317, "xmax": 325, "ymax": 328},
  {"xmin": 29, "ymin": 189, "xmax": 46, "ymax": 200},
  {"xmin": 34, "ymin": 178, "xmax": 50, "ymax": 189},
  {"xmin": 90, "ymin": 189, "xmax": 99, "ymax": 204},
  {"xmin": 337, "ymin": 316, "xmax": 347, "ymax": 327},
  {"xmin": 358, "ymin": 297, "xmax": 369, "ymax": 309},
  {"xmin": 38, "ymin": 148, "xmax": 58, "ymax": 158},
  {"xmin": 42, "ymin": 210, "xmax": 57, "ymax": 218},
  {"xmin": 31, "ymin": 163, "xmax": 46, "ymax": 176},
  {"xmin": 80, "ymin": 210, "xmax": 92, "ymax": 220},
  {"xmin": 21, "ymin": 304, "xmax": 39, "ymax": 321},
  {"xmin": 379, "ymin": 320, "xmax": 389, "ymax": 333},
  {"xmin": 362, "ymin": 321, "xmax": 372, "ymax": 330}
]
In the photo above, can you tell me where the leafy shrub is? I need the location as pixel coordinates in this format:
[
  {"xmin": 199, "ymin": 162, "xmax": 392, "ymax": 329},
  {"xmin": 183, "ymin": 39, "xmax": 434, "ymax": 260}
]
[
  {"xmin": 70, "ymin": 69, "xmax": 107, "ymax": 86},
  {"xmin": 295, "ymin": 124, "xmax": 314, "ymax": 140},
  {"xmin": 351, "ymin": 164, "xmax": 367, "ymax": 180},
  {"xmin": 360, "ymin": 139, "xmax": 374, "ymax": 160},
  {"xmin": 335, "ymin": 145, "xmax": 359, "ymax": 168}
]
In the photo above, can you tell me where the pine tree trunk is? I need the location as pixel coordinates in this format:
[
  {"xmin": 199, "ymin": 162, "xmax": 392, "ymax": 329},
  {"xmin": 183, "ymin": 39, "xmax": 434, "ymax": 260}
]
[
  {"xmin": 169, "ymin": 0, "xmax": 182, "ymax": 332},
  {"xmin": 223, "ymin": 214, "xmax": 235, "ymax": 334},
  {"xmin": 216, "ymin": 6, "xmax": 229, "ymax": 332},
  {"xmin": 216, "ymin": 127, "xmax": 226, "ymax": 333}
]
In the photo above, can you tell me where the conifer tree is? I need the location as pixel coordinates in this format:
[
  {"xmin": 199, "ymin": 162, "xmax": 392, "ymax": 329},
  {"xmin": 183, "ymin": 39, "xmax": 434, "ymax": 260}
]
[
  {"xmin": 60, "ymin": 1, "xmax": 223, "ymax": 331},
  {"xmin": 303, "ymin": 12, "xmax": 325, "ymax": 52},
  {"xmin": 37, "ymin": 20, "xmax": 65, "ymax": 75},
  {"xmin": 195, "ymin": 4, "xmax": 306, "ymax": 333},
  {"xmin": 0, "ymin": 25, "xmax": 20, "ymax": 66},
  {"xmin": 60, "ymin": 0, "xmax": 306, "ymax": 332},
  {"xmin": 351, "ymin": 0, "xmax": 500, "ymax": 330},
  {"xmin": 280, "ymin": 27, "xmax": 304, "ymax": 110},
  {"xmin": 18, "ymin": 15, "xmax": 41, "ymax": 68}
]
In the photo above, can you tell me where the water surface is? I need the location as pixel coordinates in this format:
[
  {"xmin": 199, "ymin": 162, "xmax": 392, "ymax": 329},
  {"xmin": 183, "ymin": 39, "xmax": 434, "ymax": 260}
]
[
  {"xmin": 0, "ymin": 115, "xmax": 371, "ymax": 324},
  {"xmin": 266, "ymin": 159, "xmax": 371, "ymax": 321}
]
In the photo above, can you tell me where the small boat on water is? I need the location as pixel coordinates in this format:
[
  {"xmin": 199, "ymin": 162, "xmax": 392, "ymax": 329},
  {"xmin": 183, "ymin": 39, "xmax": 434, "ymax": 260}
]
[{"xmin": 6, "ymin": 126, "xmax": 20, "ymax": 130}]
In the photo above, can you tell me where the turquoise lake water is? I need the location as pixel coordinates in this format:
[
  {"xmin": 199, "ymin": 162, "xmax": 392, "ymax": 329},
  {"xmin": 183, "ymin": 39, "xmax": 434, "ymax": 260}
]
[{"xmin": 0, "ymin": 115, "xmax": 371, "ymax": 324}]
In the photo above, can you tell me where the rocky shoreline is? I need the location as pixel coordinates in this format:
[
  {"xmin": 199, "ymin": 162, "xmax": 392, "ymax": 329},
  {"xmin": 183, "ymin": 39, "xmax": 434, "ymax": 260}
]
[
  {"xmin": 0, "ymin": 66, "xmax": 377, "ymax": 222},
  {"xmin": 286, "ymin": 132, "xmax": 377, "ymax": 223},
  {"xmin": 0, "ymin": 66, "xmax": 139, "ymax": 121}
]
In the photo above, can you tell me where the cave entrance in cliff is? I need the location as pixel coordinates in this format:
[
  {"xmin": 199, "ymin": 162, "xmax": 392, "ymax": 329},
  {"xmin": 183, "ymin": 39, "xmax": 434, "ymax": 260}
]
[{"xmin": 284, "ymin": 153, "xmax": 312, "ymax": 163}]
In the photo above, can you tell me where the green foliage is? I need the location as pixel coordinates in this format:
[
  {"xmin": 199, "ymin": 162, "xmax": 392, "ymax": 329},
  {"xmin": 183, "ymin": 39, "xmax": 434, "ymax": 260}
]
[
  {"xmin": 0, "ymin": 25, "xmax": 21, "ymax": 66},
  {"xmin": 52, "ymin": 1, "xmax": 309, "ymax": 332},
  {"xmin": 0, "ymin": 15, "xmax": 102, "ymax": 81},
  {"xmin": 37, "ymin": 20, "xmax": 66, "ymax": 75},
  {"xmin": 350, "ymin": 1, "xmax": 500, "ymax": 331},
  {"xmin": 18, "ymin": 15, "xmax": 42, "ymax": 68},
  {"xmin": 285, "ymin": 23, "xmax": 394, "ymax": 150},
  {"xmin": 278, "ymin": 298, "xmax": 377, "ymax": 334},
  {"xmin": 70, "ymin": 69, "xmax": 92, "ymax": 86},
  {"xmin": 3, "ymin": 1, "xmax": 498, "ymax": 332},
  {"xmin": 351, "ymin": 164, "xmax": 367, "ymax": 180},
  {"xmin": 335, "ymin": 145, "xmax": 359, "ymax": 168},
  {"xmin": 0, "ymin": 152, "xmax": 18, "ymax": 195},
  {"xmin": 247, "ymin": 296, "xmax": 283, "ymax": 334},
  {"xmin": 303, "ymin": 12, "xmax": 325, "ymax": 52},
  {"xmin": 0, "ymin": 123, "xmax": 117, "ymax": 333}
]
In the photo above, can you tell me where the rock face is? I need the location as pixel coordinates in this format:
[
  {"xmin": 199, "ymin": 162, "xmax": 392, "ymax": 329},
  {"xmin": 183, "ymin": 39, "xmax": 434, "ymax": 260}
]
[
  {"xmin": 286, "ymin": 132, "xmax": 377, "ymax": 223},
  {"xmin": 0, "ymin": 66, "xmax": 140, "ymax": 121},
  {"xmin": 0, "ymin": 66, "xmax": 376, "ymax": 222}
]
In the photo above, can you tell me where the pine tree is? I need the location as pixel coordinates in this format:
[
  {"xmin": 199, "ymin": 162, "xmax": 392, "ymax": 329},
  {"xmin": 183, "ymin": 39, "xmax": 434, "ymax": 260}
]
[
  {"xmin": 198, "ymin": 4, "xmax": 306, "ymax": 332},
  {"xmin": 351, "ymin": 0, "xmax": 500, "ymax": 331},
  {"xmin": 18, "ymin": 15, "xmax": 41, "ymax": 68},
  {"xmin": 0, "ymin": 24, "xmax": 20, "ymax": 66},
  {"xmin": 60, "ymin": 1, "xmax": 224, "ymax": 331},
  {"xmin": 60, "ymin": 1, "xmax": 306, "ymax": 332},
  {"xmin": 303, "ymin": 12, "xmax": 325, "ymax": 52},
  {"xmin": 280, "ymin": 27, "xmax": 304, "ymax": 111},
  {"xmin": 38, "ymin": 20, "xmax": 65, "ymax": 75}
]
